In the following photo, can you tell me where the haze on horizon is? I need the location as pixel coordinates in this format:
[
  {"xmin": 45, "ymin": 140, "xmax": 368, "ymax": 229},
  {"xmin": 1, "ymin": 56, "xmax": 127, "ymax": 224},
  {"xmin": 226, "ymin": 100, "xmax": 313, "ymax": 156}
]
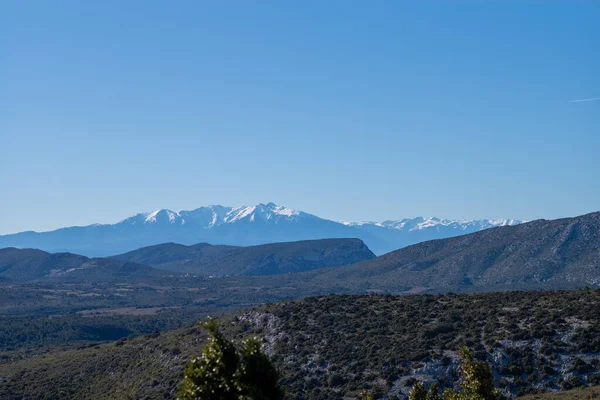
[{"xmin": 2, "ymin": 1, "xmax": 599, "ymax": 235}]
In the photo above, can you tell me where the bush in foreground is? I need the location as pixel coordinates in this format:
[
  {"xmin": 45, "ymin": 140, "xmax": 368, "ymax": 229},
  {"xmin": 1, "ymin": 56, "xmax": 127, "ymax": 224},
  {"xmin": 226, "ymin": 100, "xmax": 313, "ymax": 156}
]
[
  {"xmin": 178, "ymin": 319, "xmax": 284, "ymax": 400},
  {"xmin": 410, "ymin": 347, "xmax": 499, "ymax": 400}
]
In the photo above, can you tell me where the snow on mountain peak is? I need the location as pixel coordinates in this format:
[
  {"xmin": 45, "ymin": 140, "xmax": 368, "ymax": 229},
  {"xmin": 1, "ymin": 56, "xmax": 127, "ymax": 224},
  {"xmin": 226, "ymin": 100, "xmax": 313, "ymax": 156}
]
[
  {"xmin": 267, "ymin": 203, "xmax": 300, "ymax": 217},
  {"xmin": 222, "ymin": 203, "xmax": 301, "ymax": 223},
  {"xmin": 224, "ymin": 205, "xmax": 257, "ymax": 223},
  {"xmin": 339, "ymin": 216, "xmax": 523, "ymax": 231},
  {"xmin": 143, "ymin": 209, "xmax": 182, "ymax": 224},
  {"xmin": 487, "ymin": 218, "xmax": 521, "ymax": 227},
  {"xmin": 119, "ymin": 204, "xmax": 520, "ymax": 233}
]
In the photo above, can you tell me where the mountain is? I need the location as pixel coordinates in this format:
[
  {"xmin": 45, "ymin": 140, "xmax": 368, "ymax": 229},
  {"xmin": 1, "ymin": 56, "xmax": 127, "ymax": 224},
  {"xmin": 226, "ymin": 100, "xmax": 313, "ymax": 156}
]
[
  {"xmin": 0, "ymin": 202, "xmax": 520, "ymax": 256},
  {"xmin": 2, "ymin": 290, "xmax": 600, "ymax": 399},
  {"xmin": 111, "ymin": 242, "xmax": 240, "ymax": 266},
  {"xmin": 341, "ymin": 217, "xmax": 521, "ymax": 252},
  {"xmin": 112, "ymin": 238, "xmax": 376, "ymax": 276},
  {"xmin": 0, "ymin": 248, "xmax": 165, "ymax": 282},
  {"xmin": 303, "ymin": 211, "xmax": 600, "ymax": 292}
]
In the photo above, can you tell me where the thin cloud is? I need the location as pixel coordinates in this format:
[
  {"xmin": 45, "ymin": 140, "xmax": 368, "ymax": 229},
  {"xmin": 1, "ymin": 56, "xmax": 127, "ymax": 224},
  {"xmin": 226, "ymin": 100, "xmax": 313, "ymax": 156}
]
[{"xmin": 569, "ymin": 97, "xmax": 600, "ymax": 103}]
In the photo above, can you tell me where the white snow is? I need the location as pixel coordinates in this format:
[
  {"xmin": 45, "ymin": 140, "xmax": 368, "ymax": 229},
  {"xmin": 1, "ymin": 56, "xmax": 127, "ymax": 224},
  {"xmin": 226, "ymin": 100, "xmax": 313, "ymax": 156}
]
[
  {"xmin": 221, "ymin": 203, "xmax": 301, "ymax": 224},
  {"xmin": 143, "ymin": 209, "xmax": 181, "ymax": 224},
  {"xmin": 339, "ymin": 216, "xmax": 522, "ymax": 231},
  {"xmin": 119, "ymin": 203, "xmax": 521, "ymax": 233}
]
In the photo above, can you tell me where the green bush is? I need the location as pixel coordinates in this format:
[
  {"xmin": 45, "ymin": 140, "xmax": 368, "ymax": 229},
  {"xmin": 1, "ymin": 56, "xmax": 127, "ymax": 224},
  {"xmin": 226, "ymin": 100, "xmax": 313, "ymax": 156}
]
[
  {"xmin": 178, "ymin": 319, "xmax": 283, "ymax": 400},
  {"xmin": 410, "ymin": 347, "xmax": 498, "ymax": 400}
]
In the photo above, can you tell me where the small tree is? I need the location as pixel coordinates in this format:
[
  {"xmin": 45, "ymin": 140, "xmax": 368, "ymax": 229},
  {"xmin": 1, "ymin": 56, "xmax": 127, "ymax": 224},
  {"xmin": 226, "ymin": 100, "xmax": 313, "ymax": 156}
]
[
  {"xmin": 442, "ymin": 347, "xmax": 499, "ymax": 400},
  {"xmin": 410, "ymin": 348, "xmax": 498, "ymax": 400},
  {"xmin": 427, "ymin": 383, "xmax": 442, "ymax": 400},
  {"xmin": 410, "ymin": 381, "xmax": 441, "ymax": 400},
  {"xmin": 178, "ymin": 320, "xmax": 284, "ymax": 400},
  {"xmin": 409, "ymin": 381, "xmax": 427, "ymax": 400},
  {"xmin": 358, "ymin": 389, "xmax": 374, "ymax": 400}
]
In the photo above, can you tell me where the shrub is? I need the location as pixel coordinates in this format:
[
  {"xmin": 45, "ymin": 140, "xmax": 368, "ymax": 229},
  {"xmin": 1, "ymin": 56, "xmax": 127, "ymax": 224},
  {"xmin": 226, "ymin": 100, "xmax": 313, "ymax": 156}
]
[
  {"xmin": 178, "ymin": 320, "xmax": 283, "ymax": 400},
  {"xmin": 410, "ymin": 347, "xmax": 499, "ymax": 400}
]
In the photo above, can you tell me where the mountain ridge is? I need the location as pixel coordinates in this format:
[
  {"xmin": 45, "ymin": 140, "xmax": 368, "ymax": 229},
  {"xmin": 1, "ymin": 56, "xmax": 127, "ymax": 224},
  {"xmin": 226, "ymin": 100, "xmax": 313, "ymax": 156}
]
[
  {"xmin": 0, "ymin": 247, "xmax": 165, "ymax": 282},
  {"xmin": 0, "ymin": 238, "xmax": 376, "ymax": 282},
  {"xmin": 111, "ymin": 238, "xmax": 376, "ymax": 276},
  {"xmin": 298, "ymin": 211, "xmax": 600, "ymax": 292},
  {"xmin": 0, "ymin": 202, "xmax": 521, "ymax": 256}
]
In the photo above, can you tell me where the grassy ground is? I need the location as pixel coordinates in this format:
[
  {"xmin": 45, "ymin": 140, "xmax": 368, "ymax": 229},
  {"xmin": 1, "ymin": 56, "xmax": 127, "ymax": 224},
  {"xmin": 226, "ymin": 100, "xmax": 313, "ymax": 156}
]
[{"xmin": 521, "ymin": 386, "xmax": 600, "ymax": 399}]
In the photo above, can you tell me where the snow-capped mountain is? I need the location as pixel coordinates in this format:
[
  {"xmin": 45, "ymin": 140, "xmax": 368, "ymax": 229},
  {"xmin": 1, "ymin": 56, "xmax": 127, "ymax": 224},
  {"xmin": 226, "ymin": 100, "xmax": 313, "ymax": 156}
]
[
  {"xmin": 341, "ymin": 217, "xmax": 521, "ymax": 231},
  {"xmin": 0, "ymin": 203, "xmax": 522, "ymax": 256},
  {"xmin": 118, "ymin": 203, "xmax": 305, "ymax": 228}
]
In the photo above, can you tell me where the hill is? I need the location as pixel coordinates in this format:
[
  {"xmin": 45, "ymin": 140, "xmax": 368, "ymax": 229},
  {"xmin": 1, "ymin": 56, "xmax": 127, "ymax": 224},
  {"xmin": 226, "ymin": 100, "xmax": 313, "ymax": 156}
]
[
  {"xmin": 522, "ymin": 386, "xmax": 600, "ymax": 399},
  {"xmin": 110, "ymin": 242, "xmax": 240, "ymax": 266},
  {"xmin": 112, "ymin": 238, "xmax": 376, "ymax": 276},
  {"xmin": 1, "ymin": 290, "xmax": 599, "ymax": 399},
  {"xmin": 0, "ymin": 202, "xmax": 520, "ymax": 256},
  {"xmin": 0, "ymin": 248, "xmax": 165, "ymax": 282},
  {"xmin": 301, "ymin": 211, "xmax": 600, "ymax": 293}
]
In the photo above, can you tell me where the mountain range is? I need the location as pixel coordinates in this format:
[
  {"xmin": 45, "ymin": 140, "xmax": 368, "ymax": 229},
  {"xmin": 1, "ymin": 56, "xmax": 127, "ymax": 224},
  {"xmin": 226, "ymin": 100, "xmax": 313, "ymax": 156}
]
[
  {"xmin": 1, "ymin": 211, "xmax": 600, "ymax": 400},
  {"xmin": 1, "ymin": 211, "xmax": 597, "ymax": 292},
  {"xmin": 0, "ymin": 247, "xmax": 162, "ymax": 282},
  {"xmin": 0, "ymin": 238, "xmax": 374, "ymax": 282},
  {"xmin": 112, "ymin": 238, "xmax": 375, "ymax": 276},
  {"xmin": 0, "ymin": 202, "xmax": 520, "ymax": 256},
  {"xmin": 291, "ymin": 211, "xmax": 600, "ymax": 293}
]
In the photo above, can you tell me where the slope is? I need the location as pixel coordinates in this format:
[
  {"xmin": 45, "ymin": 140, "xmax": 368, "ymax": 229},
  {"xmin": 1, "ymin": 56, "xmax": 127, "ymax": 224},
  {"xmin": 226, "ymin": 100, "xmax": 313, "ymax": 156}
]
[
  {"xmin": 112, "ymin": 238, "xmax": 376, "ymax": 276},
  {"xmin": 1, "ymin": 290, "xmax": 599, "ymax": 399},
  {"xmin": 0, "ymin": 248, "xmax": 167, "ymax": 282},
  {"xmin": 307, "ymin": 211, "xmax": 600, "ymax": 292}
]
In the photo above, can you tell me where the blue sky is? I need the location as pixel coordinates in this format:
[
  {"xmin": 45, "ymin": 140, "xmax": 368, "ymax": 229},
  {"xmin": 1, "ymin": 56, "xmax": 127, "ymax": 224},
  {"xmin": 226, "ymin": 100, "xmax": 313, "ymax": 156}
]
[{"xmin": 1, "ymin": 1, "xmax": 599, "ymax": 234}]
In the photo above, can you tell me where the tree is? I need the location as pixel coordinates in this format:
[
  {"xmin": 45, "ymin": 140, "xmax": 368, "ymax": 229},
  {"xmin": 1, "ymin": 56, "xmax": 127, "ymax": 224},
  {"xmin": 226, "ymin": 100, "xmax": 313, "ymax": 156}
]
[
  {"xmin": 427, "ymin": 383, "xmax": 442, "ymax": 400},
  {"xmin": 409, "ymin": 381, "xmax": 427, "ymax": 400},
  {"xmin": 410, "ymin": 348, "xmax": 499, "ymax": 400},
  {"xmin": 178, "ymin": 320, "xmax": 284, "ymax": 400},
  {"xmin": 357, "ymin": 389, "xmax": 374, "ymax": 400},
  {"xmin": 410, "ymin": 381, "xmax": 441, "ymax": 400},
  {"xmin": 442, "ymin": 347, "xmax": 499, "ymax": 400}
]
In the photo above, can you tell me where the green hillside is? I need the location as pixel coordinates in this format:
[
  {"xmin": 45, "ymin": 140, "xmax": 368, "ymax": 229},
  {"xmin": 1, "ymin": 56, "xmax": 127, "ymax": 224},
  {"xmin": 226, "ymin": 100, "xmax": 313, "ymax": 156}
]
[
  {"xmin": 522, "ymin": 386, "xmax": 600, "ymax": 399},
  {"xmin": 1, "ymin": 289, "xmax": 599, "ymax": 399}
]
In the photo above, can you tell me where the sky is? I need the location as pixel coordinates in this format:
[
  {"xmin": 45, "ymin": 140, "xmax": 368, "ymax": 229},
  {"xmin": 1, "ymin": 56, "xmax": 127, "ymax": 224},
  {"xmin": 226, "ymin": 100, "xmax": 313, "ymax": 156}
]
[{"xmin": 1, "ymin": 1, "xmax": 599, "ymax": 235}]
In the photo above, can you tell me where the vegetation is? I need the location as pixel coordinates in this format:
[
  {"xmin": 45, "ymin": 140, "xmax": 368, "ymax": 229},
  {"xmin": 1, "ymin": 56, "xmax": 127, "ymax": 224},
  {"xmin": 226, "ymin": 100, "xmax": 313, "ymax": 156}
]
[
  {"xmin": 114, "ymin": 238, "xmax": 375, "ymax": 276},
  {"xmin": 1, "ymin": 290, "xmax": 600, "ymax": 399},
  {"xmin": 410, "ymin": 347, "xmax": 497, "ymax": 400},
  {"xmin": 178, "ymin": 319, "xmax": 283, "ymax": 400},
  {"xmin": 521, "ymin": 386, "xmax": 600, "ymax": 399}
]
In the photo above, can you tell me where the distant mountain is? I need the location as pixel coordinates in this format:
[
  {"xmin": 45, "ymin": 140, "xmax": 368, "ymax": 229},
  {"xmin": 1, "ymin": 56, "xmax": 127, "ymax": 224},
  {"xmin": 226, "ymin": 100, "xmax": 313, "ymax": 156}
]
[
  {"xmin": 111, "ymin": 242, "xmax": 240, "ymax": 266},
  {"xmin": 340, "ymin": 216, "xmax": 520, "ymax": 252},
  {"xmin": 112, "ymin": 238, "xmax": 375, "ymax": 276},
  {"xmin": 0, "ymin": 238, "xmax": 375, "ymax": 282},
  {"xmin": 0, "ymin": 248, "xmax": 165, "ymax": 282},
  {"xmin": 304, "ymin": 211, "xmax": 600, "ymax": 292},
  {"xmin": 0, "ymin": 202, "xmax": 520, "ymax": 256}
]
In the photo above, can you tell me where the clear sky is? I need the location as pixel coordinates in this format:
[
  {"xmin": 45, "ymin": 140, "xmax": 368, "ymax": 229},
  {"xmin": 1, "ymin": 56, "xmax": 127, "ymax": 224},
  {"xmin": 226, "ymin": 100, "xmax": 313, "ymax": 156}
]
[{"xmin": 1, "ymin": 1, "xmax": 599, "ymax": 235}]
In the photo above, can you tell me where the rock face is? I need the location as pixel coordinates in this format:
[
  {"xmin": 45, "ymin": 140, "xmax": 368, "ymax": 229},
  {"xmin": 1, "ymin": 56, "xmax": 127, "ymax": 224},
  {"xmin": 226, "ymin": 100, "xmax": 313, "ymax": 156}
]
[{"xmin": 112, "ymin": 238, "xmax": 376, "ymax": 276}]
